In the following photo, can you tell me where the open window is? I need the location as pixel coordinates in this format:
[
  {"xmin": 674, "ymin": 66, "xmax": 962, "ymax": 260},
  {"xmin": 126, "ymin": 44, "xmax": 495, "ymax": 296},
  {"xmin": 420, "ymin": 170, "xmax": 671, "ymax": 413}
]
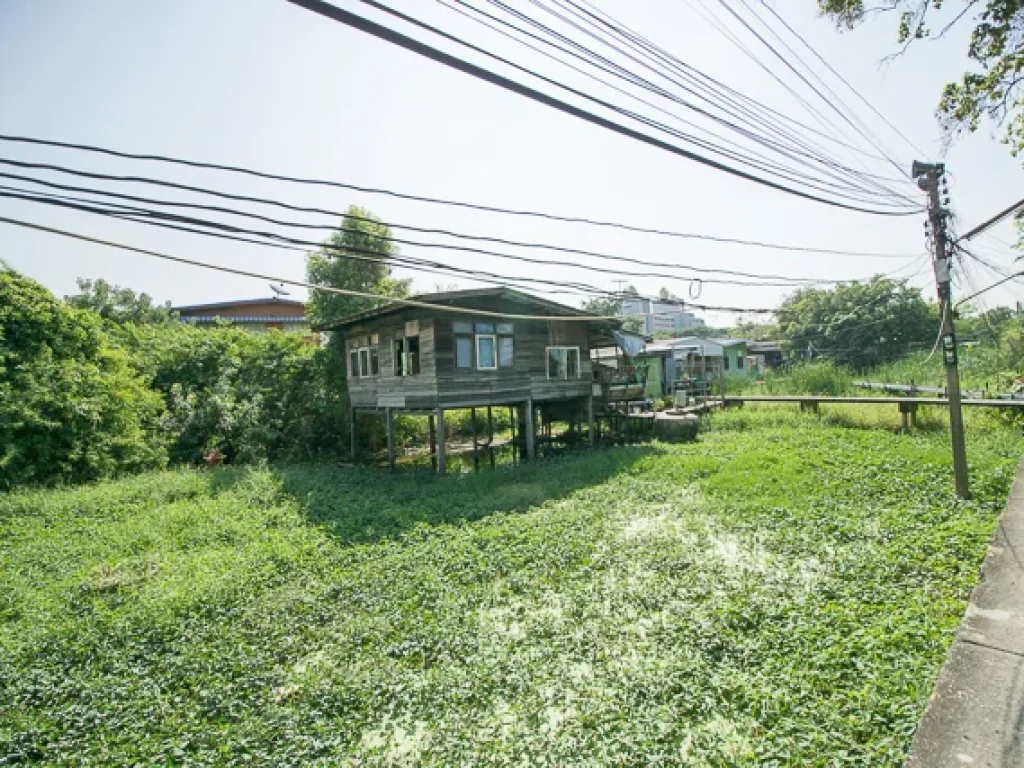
[
  {"xmin": 547, "ymin": 346, "xmax": 580, "ymax": 379},
  {"xmin": 394, "ymin": 334, "xmax": 421, "ymax": 376}
]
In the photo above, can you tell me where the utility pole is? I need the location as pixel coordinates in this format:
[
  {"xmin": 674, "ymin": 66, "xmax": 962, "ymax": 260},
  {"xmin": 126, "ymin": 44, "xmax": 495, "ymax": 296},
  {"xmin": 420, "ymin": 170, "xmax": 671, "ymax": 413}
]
[{"xmin": 913, "ymin": 161, "xmax": 969, "ymax": 499}]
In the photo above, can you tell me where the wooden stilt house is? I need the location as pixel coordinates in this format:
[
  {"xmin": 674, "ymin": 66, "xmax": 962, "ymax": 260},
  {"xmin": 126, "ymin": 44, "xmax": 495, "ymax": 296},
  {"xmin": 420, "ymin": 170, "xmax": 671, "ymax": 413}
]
[{"xmin": 313, "ymin": 287, "xmax": 631, "ymax": 472}]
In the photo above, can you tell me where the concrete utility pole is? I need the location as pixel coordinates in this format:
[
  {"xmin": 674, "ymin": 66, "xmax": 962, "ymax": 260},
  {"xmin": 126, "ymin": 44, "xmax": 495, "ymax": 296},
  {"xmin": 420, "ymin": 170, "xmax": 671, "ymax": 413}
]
[{"xmin": 913, "ymin": 161, "xmax": 969, "ymax": 499}]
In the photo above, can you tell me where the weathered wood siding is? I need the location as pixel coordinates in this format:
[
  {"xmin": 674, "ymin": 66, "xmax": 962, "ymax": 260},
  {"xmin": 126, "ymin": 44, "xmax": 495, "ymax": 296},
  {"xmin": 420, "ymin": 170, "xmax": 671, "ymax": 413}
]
[
  {"xmin": 341, "ymin": 298, "xmax": 600, "ymax": 410},
  {"xmin": 343, "ymin": 311, "xmax": 438, "ymax": 410}
]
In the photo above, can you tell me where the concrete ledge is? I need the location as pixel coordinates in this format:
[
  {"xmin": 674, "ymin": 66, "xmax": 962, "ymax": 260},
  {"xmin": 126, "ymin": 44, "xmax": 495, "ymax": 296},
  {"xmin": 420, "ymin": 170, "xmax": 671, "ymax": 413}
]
[{"xmin": 906, "ymin": 459, "xmax": 1024, "ymax": 767}]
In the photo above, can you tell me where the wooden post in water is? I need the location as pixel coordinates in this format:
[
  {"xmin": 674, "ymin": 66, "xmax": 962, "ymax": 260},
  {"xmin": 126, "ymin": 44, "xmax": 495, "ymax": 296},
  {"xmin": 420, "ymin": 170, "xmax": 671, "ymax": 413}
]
[
  {"xmin": 435, "ymin": 407, "xmax": 446, "ymax": 476},
  {"xmin": 386, "ymin": 407, "xmax": 395, "ymax": 470}
]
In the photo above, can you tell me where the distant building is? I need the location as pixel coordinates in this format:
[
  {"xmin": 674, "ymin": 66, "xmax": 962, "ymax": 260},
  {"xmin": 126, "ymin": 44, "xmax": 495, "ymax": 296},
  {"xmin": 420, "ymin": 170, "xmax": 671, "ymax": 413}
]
[
  {"xmin": 173, "ymin": 297, "xmax": 317, "ymax": 343},
  {"xmin": 620, "ymin": 297, "xmax": 704, "ymax": 335}
]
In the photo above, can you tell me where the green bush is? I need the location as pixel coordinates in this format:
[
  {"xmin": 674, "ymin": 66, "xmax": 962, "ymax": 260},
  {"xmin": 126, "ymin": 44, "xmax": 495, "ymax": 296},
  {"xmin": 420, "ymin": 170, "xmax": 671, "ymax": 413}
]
[
  {"xmin": 756, "ymin": 361, "xmax": 853, "ymax": 396},
  {"xmin": 114, "ymin": 323, "xmax": 345, "ymax": 464},
  {"xmin": 0, "ymin": 268, "xmax": 167, "ymax": 488}
]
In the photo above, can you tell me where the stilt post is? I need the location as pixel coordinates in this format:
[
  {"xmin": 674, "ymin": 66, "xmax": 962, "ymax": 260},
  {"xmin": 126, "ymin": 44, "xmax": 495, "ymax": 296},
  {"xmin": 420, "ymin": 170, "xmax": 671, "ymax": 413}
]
[
  {"xmin": 386, "ymin": 407, "xmax": 395, "ymax": 470},
  {"xmin": 435, "ymin": 407, "xmax": 446, "ymax": 476}
]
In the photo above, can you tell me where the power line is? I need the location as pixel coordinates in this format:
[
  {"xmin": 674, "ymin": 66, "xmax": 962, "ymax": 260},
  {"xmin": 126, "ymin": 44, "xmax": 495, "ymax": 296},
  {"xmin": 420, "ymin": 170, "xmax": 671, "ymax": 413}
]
[
  {"xmin": 713, "ymin": 0, "xmax": 908, "ymax": 179},
  {"xmin": 959, "ymin": 197, "xmax": 1024, "ymax": 242},
  {"xmin": 370, "ymin": 0, "xmax": 914, "ymax": 207},
  {"xmin": 0, "ymin": 213, "xmax": 781, "ymax": 315},
  {"xmin": 451, "ymin": 0, "xmax": 914, "ymax": 201},
  {"xmin": 0, "ymin": 136, "xmax": 922, "ymax": 254},
  {"xmin": 0, "ymin": 168, "xmax": 899, "ymax": 283},
  {"xmin": 281, "ymin": 0, "xmax": 919, "ymax": 214},
  {"xmin": 753, "ymin": 0, "xmax": 929, "ymax": 160},
  {"xmin": 1, "ymin": 184, "xmax": 831, "ymax": 289},
  {"xmin": 551, "ymin": 0, "xmax": 913, "ymax": 195}
]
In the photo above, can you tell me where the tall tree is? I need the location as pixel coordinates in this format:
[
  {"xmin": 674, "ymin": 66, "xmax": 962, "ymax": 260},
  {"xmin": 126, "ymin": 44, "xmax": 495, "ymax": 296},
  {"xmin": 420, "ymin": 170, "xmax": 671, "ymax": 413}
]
[
  {"xmin": 778, "ymin": 277, "xmax": 939, "ymax": 369},
  {"xmin": 817, "ymin": 2, "xmax": 1024, "ymax": 159},
  {"xmin": 306, "ymin": 206, "xmax": 411, "ymax": 324},
  {"xmin": 66, "ymin": 278, "xmax": 174, "ymax": 325}
]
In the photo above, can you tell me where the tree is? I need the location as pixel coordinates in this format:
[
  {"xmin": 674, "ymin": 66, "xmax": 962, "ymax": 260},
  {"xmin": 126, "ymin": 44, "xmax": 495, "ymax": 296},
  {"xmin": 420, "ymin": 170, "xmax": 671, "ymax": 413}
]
[
  {"xmin": 1, "ymin": 268, "xmax": 166, "ymax": 487},
  {"xmin": 777, "ymin": 277, "xmax": 939, "ymax": 369},
  {"xmin": 818, "ymin": 2, "xmax": 1024, "ymax": 160},
  {"xmin": 65, "ymin": 278, "xmax": 174, "ymax": 324},
  {"xmin": 306, "ymin": 206, "xmax": 411, "ymax": 324}
]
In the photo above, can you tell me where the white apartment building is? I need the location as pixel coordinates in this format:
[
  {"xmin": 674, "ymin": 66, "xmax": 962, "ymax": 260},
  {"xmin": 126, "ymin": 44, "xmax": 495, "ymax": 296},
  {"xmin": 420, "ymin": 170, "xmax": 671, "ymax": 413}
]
[{"xmin": 620, "ymin": 297, "xmax": 704, "ymax": 335}]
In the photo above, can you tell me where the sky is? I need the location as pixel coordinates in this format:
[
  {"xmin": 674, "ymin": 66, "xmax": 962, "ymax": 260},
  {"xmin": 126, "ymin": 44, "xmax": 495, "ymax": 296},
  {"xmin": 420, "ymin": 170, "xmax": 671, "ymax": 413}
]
[{"xmin": 1, "ymin": 0, "xmax": 1022, "ymax": 326}]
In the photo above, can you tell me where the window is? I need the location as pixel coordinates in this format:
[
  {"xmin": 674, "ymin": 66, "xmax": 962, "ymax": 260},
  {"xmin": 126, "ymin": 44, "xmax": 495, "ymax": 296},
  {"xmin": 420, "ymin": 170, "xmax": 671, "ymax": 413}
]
[
  {"xmin": 723, "ymin": 355, "xmax": 730, "ymax": 371},
  {"xmin": 394, "ymin": 335, "xmax": 421, "ymax": 376},
  {"xmin": 456, "ymin": 335, "xmax": 473, "ymax": 369},
  {"xmin": 736, "ymin": 353, "xmax": 743, "ymax": 370},
  {"xmin": 547, "ymin": 346, "xmax": 581, "ymax": 379},
  {"xmin": 349, "ymin": 337, "xmax": 379, "ymax": 378},
  {"xmin": 477, "ymin": 334, "xmax": 497, "ymax": 370},
  {"xmin": 498, "ymin": 336, "xmax": 514, "ymax": 368},
  {"xmin": 454, "ymin": 320, "xmax": 514, "ymax": 371}
]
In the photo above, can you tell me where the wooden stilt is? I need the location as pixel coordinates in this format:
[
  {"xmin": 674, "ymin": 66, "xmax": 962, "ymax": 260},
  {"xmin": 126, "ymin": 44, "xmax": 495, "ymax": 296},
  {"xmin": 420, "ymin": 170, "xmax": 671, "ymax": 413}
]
[
  {"xmin": 525, "ymin": 398, "xmax": 536, "ymax": 460},
  {"xmin": 488, "ymin": 406, "xmax": 495, "ymax": 468},
  {"xmin": 435, "ymin": 407, "xmax": 446, "ymax": 476},
  {"xmin": 428, "ymin": 415, "xmax": 437, "ymax": 471},
  {"xmin": 587, "ymin": 395, "xmax": 595, "ymax": 447},
  {"xmin": 386, "ymin": 407, "xmax": 395, "ymax": 470},
  {"xmin": 471, "ymin": 407, "xmax": 479, "ymax": 470},
  {"xmin": 350, "ymin": 408, "xmax": 357, "ymax": 462}
]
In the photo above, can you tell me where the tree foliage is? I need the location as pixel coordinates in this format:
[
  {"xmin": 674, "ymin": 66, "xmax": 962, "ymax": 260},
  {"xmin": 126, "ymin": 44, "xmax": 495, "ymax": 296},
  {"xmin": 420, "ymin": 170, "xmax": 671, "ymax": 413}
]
[
  {"xmin": 305, "ymin": 206, "xmax": 411, "ymax": 325},
  {"xmin": 113, "ymin": 323, "xmax": 338, "ymax": 465},
  {"xmin": 777, "ymin": 277, "xmax": 939, "ymax": 368},
  {"xmin": 0, "ymin": 268, "xmax": 166, "ymax": 488},
  {"xmin": 818, "ymin": 1, "xmax": 1024, "ymax": 158},
  {"xmin": 65, "ymin": 278, "xmax": 175, "ymax": 325}
]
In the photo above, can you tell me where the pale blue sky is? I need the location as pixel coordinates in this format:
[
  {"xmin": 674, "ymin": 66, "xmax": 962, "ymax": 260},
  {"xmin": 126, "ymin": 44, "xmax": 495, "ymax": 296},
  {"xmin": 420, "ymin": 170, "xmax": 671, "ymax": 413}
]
[{"xmin": 1, "ymin": 0, "xmax": 1022, "ymax": 324}]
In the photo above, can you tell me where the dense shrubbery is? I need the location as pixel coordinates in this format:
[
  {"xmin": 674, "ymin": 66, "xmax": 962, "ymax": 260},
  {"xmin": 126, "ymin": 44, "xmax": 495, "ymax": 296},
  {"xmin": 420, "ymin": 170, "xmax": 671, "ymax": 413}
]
[
  {"xmin": 113, "ymin": 323, "xmax": 345, "ymax": 465},
  {"xmin": 1, "ymin": 268, "xmax": 355, "ymax": 488},
  {"xmin": 0, "ymin": 269, "xmax": 167, "ymax": 489},
  {"xmin": 1, "ymin": 269, "xmax": 516, "ymax": 489}
]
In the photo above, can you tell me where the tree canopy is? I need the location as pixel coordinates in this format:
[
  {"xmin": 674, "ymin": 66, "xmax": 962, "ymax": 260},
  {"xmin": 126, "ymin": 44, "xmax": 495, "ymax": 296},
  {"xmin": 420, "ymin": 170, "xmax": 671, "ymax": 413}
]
[
  {"xmin": 818, "ymin": 1, "xmax": 1024, "ymax": 159},
  {"xmin": 305, "ymin": 206, "xmax": 411, "ymax": 324},
  {"xmin": 777, "ymin": 277, "xmax": 939, "ymax": 368},
  {"xmin": 65, "ymin": 278, "xmax": 174, "ymax": 325}
]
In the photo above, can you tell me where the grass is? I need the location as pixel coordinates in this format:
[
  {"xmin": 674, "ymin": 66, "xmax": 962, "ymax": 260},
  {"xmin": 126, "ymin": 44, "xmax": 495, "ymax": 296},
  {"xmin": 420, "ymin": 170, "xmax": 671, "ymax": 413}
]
[{"xmin": 1, "ymin": 410, "xmax": 1021, "ymax": 766}]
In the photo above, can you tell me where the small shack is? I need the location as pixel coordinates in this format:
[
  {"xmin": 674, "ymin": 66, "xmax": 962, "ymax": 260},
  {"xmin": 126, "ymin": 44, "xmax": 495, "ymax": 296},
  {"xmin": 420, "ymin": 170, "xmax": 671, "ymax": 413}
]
[{"xmin": 314, "ymin": 287, "xmax": 627, "ymax": 472}]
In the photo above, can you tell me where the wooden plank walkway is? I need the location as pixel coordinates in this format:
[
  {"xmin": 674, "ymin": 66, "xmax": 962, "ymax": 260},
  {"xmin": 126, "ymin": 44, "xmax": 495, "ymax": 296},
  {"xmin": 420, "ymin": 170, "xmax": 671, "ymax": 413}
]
[{"xmin": 714, "ymin": 395, "xmax": 1024, "ymax": 408}]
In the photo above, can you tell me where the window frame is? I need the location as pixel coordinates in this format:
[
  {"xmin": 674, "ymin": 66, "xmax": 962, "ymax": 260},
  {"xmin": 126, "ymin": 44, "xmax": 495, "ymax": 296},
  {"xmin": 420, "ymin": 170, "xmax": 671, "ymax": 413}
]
[
  {"xmin": 546, "ymin": 346, "xmax": 581, "ymax": 380},
  {"xmin": 455, "ymin": 334, "xmax": 474, "ymax": 369},
  {"xmin": 497, "ymin": 335, "xmax": 514, "ymax": 369},
  {"xmin": 394, "ymin": 334, "xmax": 421, "ymax": 376},
  {"xmin": 349, "ymin": 336, "xmax": 379, "ymax": 379},
  {"xmin": 475, "ymin": 333, "xmax": 498, "ymax": 371}
]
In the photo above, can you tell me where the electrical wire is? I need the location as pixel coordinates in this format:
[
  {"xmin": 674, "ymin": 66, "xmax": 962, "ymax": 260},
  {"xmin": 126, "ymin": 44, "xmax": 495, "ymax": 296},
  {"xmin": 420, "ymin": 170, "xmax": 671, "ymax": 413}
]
[
  {"xmin": 0, "ymin": 136, "xmax": 924, "ymax": 253},
  {"xmin": 453, "ymin": 0, "xmax": 915, "ymax": 201},
  {"xmin": 0, "ymin": 213, "xmax": 782, "ymax": 315},
  {"xmin": 0, "ymin": 184, "xmax": 856, "ymax": 289},
  {"xmin": 281, "ymin": 0, "xmax": 921, "ymax": 214},
  {"xmin": 367, "ymin": 0, "xmax": 915, "ymax": 207},
  {"xmin": 753, "ymin": 0, "xmax": 929, "ymax": 160},
  {"xmin": 0, "ymin": 168, "xmax": 896, "ymax": 282},
  {"xmin": 713, "ymin": 0, "xmax": 909, "ymax": 180}
]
